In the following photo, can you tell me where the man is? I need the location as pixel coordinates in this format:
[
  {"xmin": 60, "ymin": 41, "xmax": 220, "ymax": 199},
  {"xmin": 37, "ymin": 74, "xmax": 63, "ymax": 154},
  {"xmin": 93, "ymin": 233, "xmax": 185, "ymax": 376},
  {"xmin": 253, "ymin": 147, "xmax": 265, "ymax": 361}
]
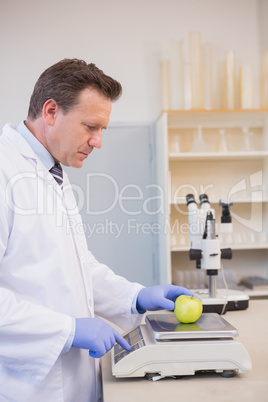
[{"xmin": 0, "ymin": 59, "xmax": 193, "ymax": 401}]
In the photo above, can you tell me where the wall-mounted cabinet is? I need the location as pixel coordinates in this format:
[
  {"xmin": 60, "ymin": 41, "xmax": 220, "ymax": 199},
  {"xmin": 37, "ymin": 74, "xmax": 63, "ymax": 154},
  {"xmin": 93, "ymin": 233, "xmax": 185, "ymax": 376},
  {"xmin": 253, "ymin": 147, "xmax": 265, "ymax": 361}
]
[{"xmin": 155, "ymin": 110, "xmax": 268, "ymax": 297}]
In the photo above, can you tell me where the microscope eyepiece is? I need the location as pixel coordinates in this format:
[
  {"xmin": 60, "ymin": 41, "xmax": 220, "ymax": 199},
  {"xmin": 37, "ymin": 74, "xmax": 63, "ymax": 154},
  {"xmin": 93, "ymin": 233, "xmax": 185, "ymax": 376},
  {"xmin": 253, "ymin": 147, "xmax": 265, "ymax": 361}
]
[
  {"xmin": 186, "ymin": 194, "xmax": 196, "ymax": 206},
  {"xmin": 199, "ymin": 193, "xmax": 210, "ymax": 205}
]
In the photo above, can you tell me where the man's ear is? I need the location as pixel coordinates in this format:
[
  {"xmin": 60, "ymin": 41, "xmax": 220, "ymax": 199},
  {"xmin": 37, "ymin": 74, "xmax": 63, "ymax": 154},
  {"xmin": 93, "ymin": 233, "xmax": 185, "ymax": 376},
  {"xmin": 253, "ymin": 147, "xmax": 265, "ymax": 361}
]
[{"xmin": 42, "ymin": 99, "xmax": 59, "ymax": 126}]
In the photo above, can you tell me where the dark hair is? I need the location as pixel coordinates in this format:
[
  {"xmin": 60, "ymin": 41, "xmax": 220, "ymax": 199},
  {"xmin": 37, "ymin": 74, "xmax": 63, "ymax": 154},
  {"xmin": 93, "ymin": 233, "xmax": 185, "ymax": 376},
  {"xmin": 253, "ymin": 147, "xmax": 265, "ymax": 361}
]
[{"xmin": 27, "ymin": 58, "xmax": 122, "ymax": 120}]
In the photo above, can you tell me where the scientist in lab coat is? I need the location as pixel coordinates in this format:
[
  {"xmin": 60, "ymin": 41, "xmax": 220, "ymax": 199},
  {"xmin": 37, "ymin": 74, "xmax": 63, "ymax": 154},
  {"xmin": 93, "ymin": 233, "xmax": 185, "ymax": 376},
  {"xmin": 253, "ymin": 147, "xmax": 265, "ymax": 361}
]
[{"xmin": 0, "ymin": 58, "xmax": 193, "ymax": 402}]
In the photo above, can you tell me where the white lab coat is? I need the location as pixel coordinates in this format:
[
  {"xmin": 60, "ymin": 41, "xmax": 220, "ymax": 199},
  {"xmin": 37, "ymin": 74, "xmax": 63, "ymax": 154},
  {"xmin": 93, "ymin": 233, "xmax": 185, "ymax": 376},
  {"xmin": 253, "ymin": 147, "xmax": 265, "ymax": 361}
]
[{"xmin": 0, "ymin": 124, "xmax": 143, "ymax": 402}]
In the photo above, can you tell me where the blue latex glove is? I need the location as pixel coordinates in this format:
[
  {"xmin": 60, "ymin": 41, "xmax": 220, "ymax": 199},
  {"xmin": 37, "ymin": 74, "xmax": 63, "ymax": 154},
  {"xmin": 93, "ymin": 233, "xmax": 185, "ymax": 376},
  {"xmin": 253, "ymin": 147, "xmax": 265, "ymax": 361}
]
[
  {"xmin": 72, "ymin": 318, "xmax": 131, "ymax": 358},
  {"xmin": 136, "ymin": 284, "xmax": 195, "ymax": 313}
]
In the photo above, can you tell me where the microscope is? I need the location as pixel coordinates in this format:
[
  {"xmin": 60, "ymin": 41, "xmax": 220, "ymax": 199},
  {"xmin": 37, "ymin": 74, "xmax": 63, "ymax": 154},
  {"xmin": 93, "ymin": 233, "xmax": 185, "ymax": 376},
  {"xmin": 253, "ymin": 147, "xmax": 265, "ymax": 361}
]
[{"xmin": 186, "ymin": 194, "xmax": 249, "ymax": 313}]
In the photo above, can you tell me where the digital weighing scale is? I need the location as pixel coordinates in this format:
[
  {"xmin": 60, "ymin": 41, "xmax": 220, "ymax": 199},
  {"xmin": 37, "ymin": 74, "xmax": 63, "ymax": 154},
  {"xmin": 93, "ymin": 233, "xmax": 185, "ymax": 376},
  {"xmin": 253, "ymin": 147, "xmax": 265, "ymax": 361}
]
[{"xmin": 112, "ymin": 313, "xmax": 252, "ymax": 378}]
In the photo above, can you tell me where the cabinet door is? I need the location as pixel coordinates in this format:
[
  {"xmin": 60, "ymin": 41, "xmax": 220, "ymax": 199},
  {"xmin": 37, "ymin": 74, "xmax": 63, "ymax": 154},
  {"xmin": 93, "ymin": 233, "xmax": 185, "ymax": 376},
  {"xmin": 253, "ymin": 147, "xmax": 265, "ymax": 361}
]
[{"xmin": 65, "ymin": 124, "xmax": 158, "ymax": 286}]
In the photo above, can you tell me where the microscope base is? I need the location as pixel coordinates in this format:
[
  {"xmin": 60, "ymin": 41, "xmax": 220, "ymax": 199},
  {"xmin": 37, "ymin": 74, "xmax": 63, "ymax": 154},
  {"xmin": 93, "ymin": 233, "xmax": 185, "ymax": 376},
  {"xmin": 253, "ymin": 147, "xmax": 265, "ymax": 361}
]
[{"xmin": 191, "ymin": 288, "xmax": 249, "ymax": 314}]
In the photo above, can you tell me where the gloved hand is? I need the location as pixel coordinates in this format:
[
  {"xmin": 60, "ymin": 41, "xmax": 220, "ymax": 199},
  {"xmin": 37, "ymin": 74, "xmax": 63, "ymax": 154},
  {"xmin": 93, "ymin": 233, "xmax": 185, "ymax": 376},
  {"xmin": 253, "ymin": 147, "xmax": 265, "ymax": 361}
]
[
  {"xmin": 136, "ymin": 284, "xmax": 195, "ymax": 313},
  {"xmin": 72, "ymin": 317, "xmax": 131, "ymax": 358}
]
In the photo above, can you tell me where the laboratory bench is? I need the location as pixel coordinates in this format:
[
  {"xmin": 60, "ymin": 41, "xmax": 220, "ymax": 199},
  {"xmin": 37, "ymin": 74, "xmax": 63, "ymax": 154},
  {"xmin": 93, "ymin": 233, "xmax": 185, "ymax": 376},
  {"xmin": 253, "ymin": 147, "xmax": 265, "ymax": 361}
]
[{"xmin": 101, "ymin": 299, "xmax": 268, "ymax": 402}]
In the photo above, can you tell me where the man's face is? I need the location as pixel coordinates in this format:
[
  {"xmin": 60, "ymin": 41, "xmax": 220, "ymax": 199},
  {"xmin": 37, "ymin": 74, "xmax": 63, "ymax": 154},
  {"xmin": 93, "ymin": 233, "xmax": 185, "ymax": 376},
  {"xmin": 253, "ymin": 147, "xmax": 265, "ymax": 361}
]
[{"xmin": 45, "ymin": 88, "xmax": 112, "ymax": 167}]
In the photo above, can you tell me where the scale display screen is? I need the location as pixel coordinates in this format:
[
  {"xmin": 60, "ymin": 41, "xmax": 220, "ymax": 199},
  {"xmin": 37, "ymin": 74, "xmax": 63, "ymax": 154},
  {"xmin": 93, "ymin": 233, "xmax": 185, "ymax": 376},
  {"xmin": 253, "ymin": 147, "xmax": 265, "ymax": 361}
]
[{"xmin": 113, "ymin": 327, "xmax": 145, "ymax": 364}]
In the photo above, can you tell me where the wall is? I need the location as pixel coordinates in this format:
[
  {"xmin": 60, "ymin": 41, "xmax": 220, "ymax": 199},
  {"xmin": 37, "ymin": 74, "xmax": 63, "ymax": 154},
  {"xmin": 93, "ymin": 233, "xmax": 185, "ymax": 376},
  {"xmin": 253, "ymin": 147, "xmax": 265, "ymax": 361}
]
[
  {"xmin": 0, "ymin": 0, "xmax": 265, "ymax": 285},
  {"xmin": 0, "ymin": 0, "xmax": 263, "ymax": 129},
  {"xmin": 258, "ymin": 0, "xmax": 268, "ymax": 51}
]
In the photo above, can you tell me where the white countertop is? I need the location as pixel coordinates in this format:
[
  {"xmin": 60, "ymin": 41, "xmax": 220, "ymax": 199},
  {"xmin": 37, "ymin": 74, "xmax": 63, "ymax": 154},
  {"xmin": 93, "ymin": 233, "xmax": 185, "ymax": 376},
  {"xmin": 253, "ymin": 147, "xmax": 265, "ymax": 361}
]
[{"xmin": 102, "ymin": 299, "xmax": 268, "ymax": 402}]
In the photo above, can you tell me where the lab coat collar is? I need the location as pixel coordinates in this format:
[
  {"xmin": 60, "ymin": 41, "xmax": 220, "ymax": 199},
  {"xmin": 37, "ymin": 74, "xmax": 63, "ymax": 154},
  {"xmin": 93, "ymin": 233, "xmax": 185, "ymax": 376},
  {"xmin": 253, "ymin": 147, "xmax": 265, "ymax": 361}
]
[
  {"xmin": 2, "ymin": 123, "xmax": 68, "ymax": 194},
  {"xmin": 16, "ymin": 120, "xmax": 55, "ymax": 172}
]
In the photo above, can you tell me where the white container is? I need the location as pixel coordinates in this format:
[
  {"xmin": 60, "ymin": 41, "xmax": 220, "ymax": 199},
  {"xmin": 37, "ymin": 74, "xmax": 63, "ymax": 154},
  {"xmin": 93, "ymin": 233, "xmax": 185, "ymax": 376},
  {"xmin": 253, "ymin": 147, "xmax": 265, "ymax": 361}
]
[
  {"xmin": 239, "ymin": 64, "xmax": 254, "ymax": 109},
  {"xmin": 202, "ymin": 43, "xmax": 213, "ymax": 110},
  {"xmin": 223, "ymin": 51, "xmax": 236, "ymax": 110},
  {"xmin": 189, "ymin": 31, "xmax": 203, "ymax": 109},
  {"xmin": 261, "ymin": 51, "xmax": 268, "ymax": 109},
  {"xmin": 170, "ymin": 40, "xmax": 184, "ymax": 110}
]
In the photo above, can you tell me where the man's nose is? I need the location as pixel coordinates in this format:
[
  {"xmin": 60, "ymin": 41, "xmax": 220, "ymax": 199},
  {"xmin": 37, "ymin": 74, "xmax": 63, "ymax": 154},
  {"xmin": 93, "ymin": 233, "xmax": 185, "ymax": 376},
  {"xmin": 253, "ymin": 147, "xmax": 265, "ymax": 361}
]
[{"xmin": 90, "ymin": 130, "xmax": 102, "ymax": 149}]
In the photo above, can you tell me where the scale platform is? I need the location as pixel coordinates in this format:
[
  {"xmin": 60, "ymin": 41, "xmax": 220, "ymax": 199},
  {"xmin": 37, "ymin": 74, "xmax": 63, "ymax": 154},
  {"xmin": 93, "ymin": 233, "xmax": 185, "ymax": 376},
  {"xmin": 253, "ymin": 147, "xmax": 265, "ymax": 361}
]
[
  {"xmin": 146, "ymin": 313, "xmax": 238, "ymax": 340},
  {"xmin": 112, "ymin": 313, "xmax": 252, "ymax": 378}
]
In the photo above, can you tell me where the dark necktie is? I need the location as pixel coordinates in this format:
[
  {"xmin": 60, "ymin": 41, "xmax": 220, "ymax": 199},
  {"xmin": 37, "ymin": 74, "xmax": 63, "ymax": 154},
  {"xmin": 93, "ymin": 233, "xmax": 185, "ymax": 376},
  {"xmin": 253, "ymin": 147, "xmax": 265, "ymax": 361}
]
[{"xmin": 49, "ymin": 162, "xmax": 63, "ymax": 187}]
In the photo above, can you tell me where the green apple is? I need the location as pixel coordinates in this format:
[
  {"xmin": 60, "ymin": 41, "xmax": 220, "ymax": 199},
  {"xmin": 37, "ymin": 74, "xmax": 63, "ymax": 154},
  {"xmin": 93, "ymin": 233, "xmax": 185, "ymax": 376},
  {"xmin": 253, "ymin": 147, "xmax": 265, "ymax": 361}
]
[
  {"xmin": 174, "ymin": 295, "xmax": 203, "ymax": 324},
  {"xmin": 175, "ymin": 323, "xmax": 201, "ymax": 332}
]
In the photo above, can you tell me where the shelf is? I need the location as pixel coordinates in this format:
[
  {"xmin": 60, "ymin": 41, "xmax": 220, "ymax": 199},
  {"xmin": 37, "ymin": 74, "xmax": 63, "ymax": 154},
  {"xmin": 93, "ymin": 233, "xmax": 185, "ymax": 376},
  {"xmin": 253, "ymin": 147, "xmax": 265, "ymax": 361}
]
[
  {"xmin": 164, "ymin": 108, "xmax": 268, "ymax": 114},
  {"xmin": 246, "ymin": 289, "xmax": 268, "ymax": 298},
  {"xmin": 171, "ymin": 242, "xmax": 268, "ymax": 252},
  {"xmin": 162, "ymin": 109, "xmax": 268, "ymax": 129},
  {"xmin": 170, "ymin": 197, "xmax": 268, "ymax": 205},
  {"xmin": 169, "ymin": 151, "xmax": 268, "ymax": 161},
  {"xmin": 190, "ymin": 288, "xmax": 268, "ymax": 298}
]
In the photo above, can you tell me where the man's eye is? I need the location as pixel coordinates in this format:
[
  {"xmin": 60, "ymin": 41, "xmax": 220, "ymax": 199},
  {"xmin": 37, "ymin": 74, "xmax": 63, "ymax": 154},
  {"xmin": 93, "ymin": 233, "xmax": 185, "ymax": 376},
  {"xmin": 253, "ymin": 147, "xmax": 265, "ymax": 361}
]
[{"xmin": 87, "ymin": 126, "xmax": 95, "ymax": 131}]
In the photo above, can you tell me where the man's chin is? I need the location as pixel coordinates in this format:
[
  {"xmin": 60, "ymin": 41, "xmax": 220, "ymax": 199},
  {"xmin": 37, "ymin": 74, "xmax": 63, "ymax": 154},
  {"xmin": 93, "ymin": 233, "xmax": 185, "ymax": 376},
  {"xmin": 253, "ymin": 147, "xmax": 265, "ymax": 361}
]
[
  {"xmin": 73, "ymin": 153, "xmax": 90, "ymax": 167},
  {"xmin": 73, "ymin": 160, "xmax": 84, "ymax": 168},
  {"xmin": 64, "ymin": 159, "xmax": 84, "ymax": 168}
]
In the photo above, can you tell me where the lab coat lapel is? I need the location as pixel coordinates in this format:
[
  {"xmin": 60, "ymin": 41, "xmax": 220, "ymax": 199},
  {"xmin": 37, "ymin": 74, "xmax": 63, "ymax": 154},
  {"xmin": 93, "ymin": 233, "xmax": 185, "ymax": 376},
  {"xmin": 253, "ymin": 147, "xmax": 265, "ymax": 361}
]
[
  {"xmin": 62, "ymin": 181, "xmax": 95, "ymax": 315},
  {"xmin": 3, "ymin": 124, "xmax": 94, "ymax": 313},
  {"xmin": 2, "ymin": 124, "xmax": 63, "ymax": 198}
]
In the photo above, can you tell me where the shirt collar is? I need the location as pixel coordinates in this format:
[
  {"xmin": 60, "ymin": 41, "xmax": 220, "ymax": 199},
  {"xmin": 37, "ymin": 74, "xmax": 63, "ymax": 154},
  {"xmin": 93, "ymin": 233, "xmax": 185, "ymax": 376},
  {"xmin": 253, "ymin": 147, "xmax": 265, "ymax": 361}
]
[{"xmin": 16, "ymin": 120, "xmax": 55, "ymax": 171}]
